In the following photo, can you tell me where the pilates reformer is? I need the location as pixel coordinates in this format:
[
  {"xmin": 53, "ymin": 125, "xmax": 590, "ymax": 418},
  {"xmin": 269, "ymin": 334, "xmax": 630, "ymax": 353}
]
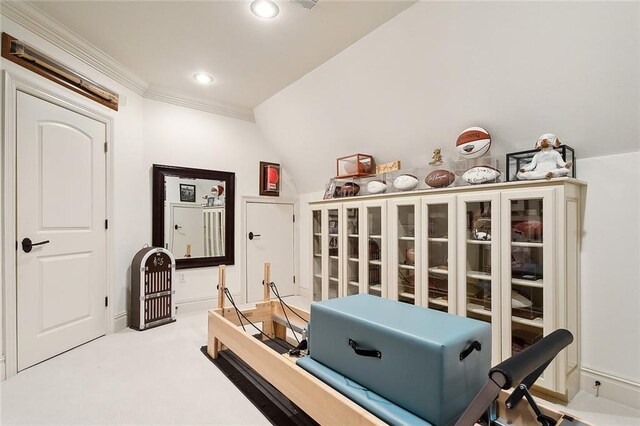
[{"xmin": 207, "ymin": 263, "xmax": 588, "ymax": 426}]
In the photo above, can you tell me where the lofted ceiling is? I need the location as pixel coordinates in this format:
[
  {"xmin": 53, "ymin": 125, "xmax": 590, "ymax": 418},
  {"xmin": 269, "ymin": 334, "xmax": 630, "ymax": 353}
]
[{"xmin": 27, "ymin": 0, "xmax": 415, "ymax": 112}]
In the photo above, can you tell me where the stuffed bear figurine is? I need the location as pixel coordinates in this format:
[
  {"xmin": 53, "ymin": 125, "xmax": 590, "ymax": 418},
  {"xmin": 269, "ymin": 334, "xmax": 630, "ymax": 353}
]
[{"xmin": 517, "ymin": 134, "xmax": 572, "ymax": 180}]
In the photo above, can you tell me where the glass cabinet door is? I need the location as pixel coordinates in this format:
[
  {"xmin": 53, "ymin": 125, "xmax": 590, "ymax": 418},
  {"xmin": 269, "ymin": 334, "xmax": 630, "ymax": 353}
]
[
  {"xmin": 343, "ymin": 204, "xmax": 363, "ymax": 297},
  {"xmin": 422, "ymin": 196, "xmax": 456, "ymax": 313},
  {"xmin": 502, "ymin": 188, "xmax": 555, "ymax": 389},
  {"xmin": 326, "ymin": 207, "xmax": 342, "ymax": 299},
  {"xmin": 311, "ymin": 209, "xmax": 323, "ymax": 302},
  {"xmin": 363, "ymin": 202, "xmax": 386, "ymax": 297},
  {"xmin": 389, "ymin": 199, "xmax": 421, "ymax": 305},
  {"xmin": 457, "ymin": 193, "xmax": 501, "ymax": 364}
]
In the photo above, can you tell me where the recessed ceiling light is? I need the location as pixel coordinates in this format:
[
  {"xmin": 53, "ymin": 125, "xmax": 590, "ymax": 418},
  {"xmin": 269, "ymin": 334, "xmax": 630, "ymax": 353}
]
[
  {"xmin": 193, "ymin": 72, "xmax": 214, "ymax": 84},
  {"xmin": 250, "ymin": 0, "xmax": 279, "ymax": 19}
]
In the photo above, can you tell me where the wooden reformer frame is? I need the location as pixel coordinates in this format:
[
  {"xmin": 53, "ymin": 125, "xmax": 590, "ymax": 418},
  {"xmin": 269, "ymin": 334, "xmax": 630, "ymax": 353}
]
[{"xmin": 207, "ymin": 263, "xmax": 585, "ymax": 426}]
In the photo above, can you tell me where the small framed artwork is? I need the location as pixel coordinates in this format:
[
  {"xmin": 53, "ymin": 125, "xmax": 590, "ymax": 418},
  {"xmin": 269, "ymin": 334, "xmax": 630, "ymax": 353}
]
[
  {"xmin": 259, "ymin": 161, "xmax": 280, "ymax": 196},
  {"xmin": 179, "ymin": 184, "xmax": 196, "ymax": 202}
]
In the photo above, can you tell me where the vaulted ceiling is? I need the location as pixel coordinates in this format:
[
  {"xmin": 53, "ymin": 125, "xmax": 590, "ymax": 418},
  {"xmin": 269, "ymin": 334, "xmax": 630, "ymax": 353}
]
[{"xmin": 27, "ymin": 0, "xmax": 415, "ymax": 113}]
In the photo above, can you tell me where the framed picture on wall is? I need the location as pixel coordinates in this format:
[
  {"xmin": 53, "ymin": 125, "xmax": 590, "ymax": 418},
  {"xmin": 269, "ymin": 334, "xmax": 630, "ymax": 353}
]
[
  {"xmin": 179, "ymin": 184, "xmax": 196, "ymax": 202},
  {"xmin": 259, "ymin": 161, "xmax": 280, "ymax": 197}
]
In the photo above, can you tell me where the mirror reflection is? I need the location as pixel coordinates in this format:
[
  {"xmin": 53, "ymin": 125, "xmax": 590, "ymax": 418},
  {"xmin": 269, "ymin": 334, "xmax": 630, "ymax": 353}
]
[{"xmin": 164, "ymin": 176, "xmax": 226, "ymax": 259}]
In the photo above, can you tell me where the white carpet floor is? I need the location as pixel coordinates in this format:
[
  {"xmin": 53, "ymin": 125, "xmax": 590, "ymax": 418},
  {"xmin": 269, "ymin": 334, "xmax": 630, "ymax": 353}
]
[{"xmin": 1, "ymin": 296, "xmax": 638, "ymax": 425}]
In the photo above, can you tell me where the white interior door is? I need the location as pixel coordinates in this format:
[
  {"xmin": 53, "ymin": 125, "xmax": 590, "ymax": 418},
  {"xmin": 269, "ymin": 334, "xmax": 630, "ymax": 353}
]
[
  {"xmin": 170, "ymin": 204, "xmax": 204, "ymax": 258},
  {"xmin": 246, "ymin": 202, "xmax": 294, "ymax": 302},
  {"xmin": 17, "ymin": 91, "xmax": 107, "ymax": 371}
]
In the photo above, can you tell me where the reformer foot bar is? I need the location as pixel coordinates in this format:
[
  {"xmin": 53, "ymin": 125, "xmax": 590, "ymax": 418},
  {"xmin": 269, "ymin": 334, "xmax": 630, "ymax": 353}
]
[{"xmin": 207, "ymin": 263, "xmax": 588, "ymax": 426}]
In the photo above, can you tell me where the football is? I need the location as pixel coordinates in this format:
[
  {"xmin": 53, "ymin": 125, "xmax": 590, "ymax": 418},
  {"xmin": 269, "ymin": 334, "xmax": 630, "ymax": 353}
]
[
  {"xmin": 425, "ymin": 169, "xmax": 456, "ymax": 188},
  {"xmin": 462, "ymin": 166, "xmax": 501, "ymax": 184},
  {"xmin": 338, "ymin": 182, "xmax": 360, "ymax": 197},
  {"xmin": 366, "ymin": 179, "xmax": 388, "ymax": 194},
  {"xmin": 393, "ymin": 174, "xmax": 419, "ymax": 191},
  {"xmin": 456, "ymin": 127, "xmax": 491, "ymax": 158}
]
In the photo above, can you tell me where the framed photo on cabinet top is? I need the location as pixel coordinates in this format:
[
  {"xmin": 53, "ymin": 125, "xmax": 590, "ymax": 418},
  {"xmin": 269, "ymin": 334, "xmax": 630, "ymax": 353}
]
[
  {"xmin": 259, "ymin": 161, "xmax": 280, "ymax": 196},
  {"xmin": 179, "ymin": 184, "xmax": 196, "ymax": 202}
]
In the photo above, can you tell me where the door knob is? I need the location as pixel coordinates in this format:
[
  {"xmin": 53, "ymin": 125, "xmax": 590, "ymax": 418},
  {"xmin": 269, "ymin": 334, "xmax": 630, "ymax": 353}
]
[
  {"xmin": 248, "ymin": 232, "xmax": 261, "ymax": 240},
  {"xmin": 22, "ymin": 238, "xmax": 50, "ymax": 253}
]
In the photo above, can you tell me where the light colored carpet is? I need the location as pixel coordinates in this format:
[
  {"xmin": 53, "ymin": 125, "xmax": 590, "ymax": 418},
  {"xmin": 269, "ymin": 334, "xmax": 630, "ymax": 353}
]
[{"xmin": 1, "ymin": 296, "xmax": 638, "ymax": 425}]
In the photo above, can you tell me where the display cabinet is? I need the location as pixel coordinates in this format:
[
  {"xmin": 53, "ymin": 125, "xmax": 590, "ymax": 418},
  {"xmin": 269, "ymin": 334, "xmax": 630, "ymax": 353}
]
[
  {"xmin": 456, "ymin": 192, "xmax": 502, "ymax": 364},
  {"xmin": 422, "ymin": 196, "xmax": 457, "ymax": 314},
  {"xmin": 311, "ymin": 208, "xmax": 323, "ymax": 302},
  {"xmin": 363, "ymin": 201, "xmax": 387, "ymax": 297},
  {"xmin": 308, "ymin": 178, "xmax": 584, "ymax": 400},
  {"xmin": 342, "ymin": 202, "xmax": 364, "ymax": 297},
  {"xmin": 388, "ymin": 198, "xmax": 421, "ymax": 305}
]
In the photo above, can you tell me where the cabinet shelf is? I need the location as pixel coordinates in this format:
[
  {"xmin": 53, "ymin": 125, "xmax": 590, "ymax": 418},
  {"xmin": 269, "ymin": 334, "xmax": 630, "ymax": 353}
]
[
  {"xmin": 467, "ymin": 239, "xmax": 491, "ymax": 245},
  {"xmin": 428, "ymin": 237, "xmax": 448, "ymax": 243},
  {"xmin": 511, "ymin": 278, "xmax": 544, "ymax": 288},
  {"xmin": 511, "ymin": 241, "xmax": 543, "ymax": 248},
  {"xmin": 329, "ymin": 233, "xmax": 339, "ymax": 237},
  {"xmin": 348, "ymin": 234, "xmax": 359, "ymax": 238},
  {"xmin": 348, "ymin": 281, "xmax": 360, "ymax": 287},
  {"xmin": 313, "ymin": 253, "xmax": 322, "ymax": 257},
  {"xmin": 428, "ymin": 298, "xmax": 448, "ymax": 308},
  {"xmin": 467, "ymin": 303, "xmax": 492, "ymax": 317},
  {"xmin": 399, "ymin": 236, "xmax": 415, "ymax": 241},
  {"xmin": 512, "ymin": 316, "xmax": 543, "ymax": 328},
  {"xmin": 369, "ymin": 260, "xmax": 382, "ymax": 266},
  {"xmin": 328, "ymin": 277, "xmax": 339, "ymax": 283},
  {"xmin": 369, "ymin": 284, "xmax": 382, "ymax": 292},
  {"xmin": 399, "ymin": 292, "xmax": 415, "ymax": 300},
  {"xmin": 467, "ymin": 271, "xmax": 492, "ymax": 281},
  {"xmin": 369, "ymin": 235, "xmax": 382, "ymax": 239},
  {"xmin": 428, "ymin": 267, "xmax": 448, "ymax": 275},
  {"xmin": 329, "ymin": 255, "xmax": 339, "ymax": 260},
  {"xmin": 398, "ymin": 264, "xmax": 415, "ymax": 270},
  {"xmin": 313, "ymin": 274, "xmax": 322, "ymax": 279},
  {"xmin": 313, "ymin": 233, "xmax": 322, "ymax": 237},
  {"xmin": 348, "ymin": 257, "xmax": 359, "ymax": 262}
]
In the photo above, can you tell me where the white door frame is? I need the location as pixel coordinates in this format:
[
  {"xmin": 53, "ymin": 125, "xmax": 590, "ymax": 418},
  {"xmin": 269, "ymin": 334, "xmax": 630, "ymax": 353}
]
[
  {"xmin": 241, "ymin": 196, "xmax": 298, "ymax": 304},
  {"xmin": 2, "ymin": 71, "xmax": 114, "ymax": 379}
]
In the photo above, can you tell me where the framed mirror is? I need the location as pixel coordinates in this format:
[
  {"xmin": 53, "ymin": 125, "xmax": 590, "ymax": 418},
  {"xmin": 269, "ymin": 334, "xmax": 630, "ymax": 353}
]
[{"xmin": 152, "ymin": 164, "xmax": 235, "ymax": 269}]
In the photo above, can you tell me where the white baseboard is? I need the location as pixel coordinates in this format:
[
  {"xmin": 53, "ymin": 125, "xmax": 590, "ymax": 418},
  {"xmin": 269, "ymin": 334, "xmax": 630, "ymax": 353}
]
[
  {"xmin": 580, "ymin": 367, "xmax": 640, "ymax": 410},
  {"xmin": 0, "ymin": 355, "xmax": 6, "ymax": 381},
  {"xmin": 113, "ymin": 312, "xmax": 128, "ymax": 332}
]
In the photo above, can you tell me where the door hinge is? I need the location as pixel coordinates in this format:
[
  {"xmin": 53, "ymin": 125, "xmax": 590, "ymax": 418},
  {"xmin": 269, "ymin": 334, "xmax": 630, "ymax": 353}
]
[
  {"xmin": 104, "ymin": 142, "xmax": 108, "ymax": 153},
  {"xmin": 105, "ymin": 296, "xmax": 109, "ymax": 307},
  {"xmin": 105, "ymin": 219, "xmax": 109, "ymax": 230},
  {"xmin": 293, "ymin": 275, "xmax": 296, "ymax": 284},
  {"xmin": 293, "ymin": 214, "xmax": 296, "ymax": 223},
  {"xmin": 16, "ymin": 240, "xmax": 18, "ymax": 251}
]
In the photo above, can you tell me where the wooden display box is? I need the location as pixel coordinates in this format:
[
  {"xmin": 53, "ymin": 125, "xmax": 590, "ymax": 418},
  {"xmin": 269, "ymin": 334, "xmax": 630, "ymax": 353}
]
[{"xmin": 337, "ymin": 154, "xmax": 374, "ymax": 178}]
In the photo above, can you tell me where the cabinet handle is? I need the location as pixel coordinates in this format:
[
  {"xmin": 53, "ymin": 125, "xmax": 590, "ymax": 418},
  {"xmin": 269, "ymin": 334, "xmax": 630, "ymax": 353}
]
[{"xmin": 348, "ymin": 339, "xmax": 381, "ymax": 358}]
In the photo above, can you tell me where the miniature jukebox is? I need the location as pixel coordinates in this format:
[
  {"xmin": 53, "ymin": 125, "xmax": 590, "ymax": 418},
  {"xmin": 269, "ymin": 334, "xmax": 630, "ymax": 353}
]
[{"xmin": 130, "ymin": 247, "xmax": 176, "ymax": 330}]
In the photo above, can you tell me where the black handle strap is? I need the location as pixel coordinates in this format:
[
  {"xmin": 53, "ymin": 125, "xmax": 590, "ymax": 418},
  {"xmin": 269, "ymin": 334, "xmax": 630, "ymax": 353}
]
[
  {"xmin": 460, "ymin": 341, "xmax": 482, "ymax": 361},
  {"xmin": 348, "ymin": 339, "xmax": 381, "ymax": 358}
]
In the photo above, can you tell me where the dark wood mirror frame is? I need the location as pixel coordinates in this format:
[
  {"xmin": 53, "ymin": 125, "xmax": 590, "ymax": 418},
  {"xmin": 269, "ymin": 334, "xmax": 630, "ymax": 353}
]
[{"xmin": 152, "ymin": 164, "xmax": 235, "ymax": 269}]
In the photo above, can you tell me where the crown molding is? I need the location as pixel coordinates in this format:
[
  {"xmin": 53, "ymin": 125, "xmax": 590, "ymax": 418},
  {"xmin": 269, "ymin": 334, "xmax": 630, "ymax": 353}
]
[
  {"xmin": 1, "ymin": 1, "xmax": 148, "ymax": 95},
  {"xmin": 1, "ymin": 1, "xmax": 255, "ymax": 122},
  {"xmin": 145, "ymin": 86, "xmax": 255, "ymax": 123}
]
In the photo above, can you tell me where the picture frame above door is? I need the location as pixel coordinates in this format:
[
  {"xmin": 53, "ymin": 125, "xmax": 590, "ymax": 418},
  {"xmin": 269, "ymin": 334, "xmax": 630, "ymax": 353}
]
[{"xmin": 259, "ymin": 161, "xmax": 280, "ymax": 197}]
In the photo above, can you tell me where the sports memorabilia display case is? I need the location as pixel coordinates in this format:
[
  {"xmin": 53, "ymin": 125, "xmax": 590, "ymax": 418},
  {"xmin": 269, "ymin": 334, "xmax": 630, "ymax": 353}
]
[
  {"xmin": 506, "ymin": 145, "xmax": 575, "ymax": 182},
  {"xmin": 308, "ymin": 177, "xmax": 585, "ymax": 401}
]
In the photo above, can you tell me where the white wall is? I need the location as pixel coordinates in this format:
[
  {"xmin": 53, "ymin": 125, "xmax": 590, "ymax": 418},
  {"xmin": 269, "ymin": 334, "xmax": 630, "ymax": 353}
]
[
  {"xmin": 143, "ymin": 98, "xmax": 296, "ymax": 308},
  {"xmin": 579, "ymin": 152, "xmax": 640, "ymax": 384},
  {"xmin": 255, "ymin": 1, "xmax": 640, "ymax": 389}
]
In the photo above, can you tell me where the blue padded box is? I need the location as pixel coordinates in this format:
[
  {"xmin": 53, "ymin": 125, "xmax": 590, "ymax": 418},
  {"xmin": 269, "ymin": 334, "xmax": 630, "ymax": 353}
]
[{"xmin": 307, "ymin": 294, "xmax": 491, "ymax": 426}]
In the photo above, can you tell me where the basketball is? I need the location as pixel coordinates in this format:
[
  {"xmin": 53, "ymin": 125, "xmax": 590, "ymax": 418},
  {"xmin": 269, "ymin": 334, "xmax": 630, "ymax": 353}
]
[{"xmin": 456, "ymin": 127, "xmax": 491, "ymax": 158}]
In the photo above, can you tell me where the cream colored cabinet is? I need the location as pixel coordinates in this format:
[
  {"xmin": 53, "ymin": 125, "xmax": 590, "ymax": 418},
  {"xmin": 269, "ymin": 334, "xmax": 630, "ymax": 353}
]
[
  {"xmin": 422, "ymin": 195, "xmax": 457, "ymax": 314},
  {"xmin": 308, "ymin": 179, "xmax": 584, "ymax": 399},
  {"xmin": 457, "ymin": 191, "xmax": 503, "ymax": 365},
  {"xmin": 388, "ymin": 198, "xmax": 421, "ymax": 305},
  {"xmin": 362, "ymin": 201, "xmax": 387, "ymax": 298}
]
